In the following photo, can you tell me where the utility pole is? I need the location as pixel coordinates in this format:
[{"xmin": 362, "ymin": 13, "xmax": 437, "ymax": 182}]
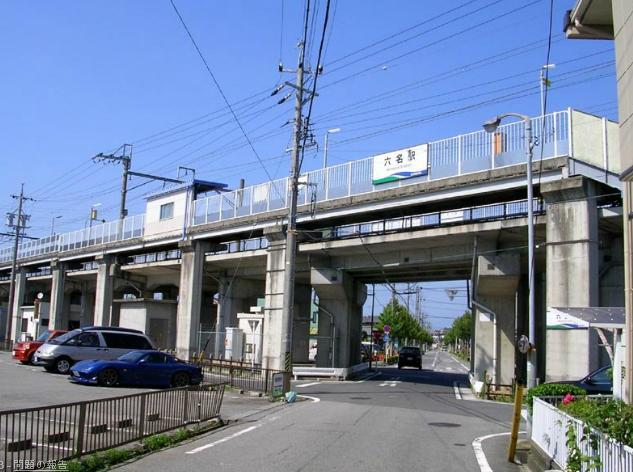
[
  {"xmin": 280, "ymin": 40, "xmax": 307, "ymax": 373},
  {"xmin": 5, "ymin": 184, "xmax": 34, "ymax": 341},
  {"xmin": 92, "ymin": 144, "xmax": 132, "ymax": 220}
]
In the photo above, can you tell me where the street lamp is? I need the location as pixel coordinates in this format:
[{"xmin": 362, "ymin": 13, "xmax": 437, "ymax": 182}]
[
  {"xmin": 50, "ymin": 215, "xmax": 62, "ymax": 237},
  {"xmin": 323, "ymin": 128, "xmax": 341, "ymax": 168},
  {"xmin": 483, "ymin": 112, "xmax": 536, "ymax": 389}
]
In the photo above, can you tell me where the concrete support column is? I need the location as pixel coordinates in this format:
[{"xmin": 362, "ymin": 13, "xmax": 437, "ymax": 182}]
[
  {"xmin": 542, "ymin": 177, "xmax": 599, "ymax": 381},
  {"xmin": 472, "ymin": 254, "xmax": 520, "ymax": 386},
  {"xmin": 215, "ymin": 277, "xmax": 263, "ymax": 358},
  {"xmin": 312, "ymin": 268, "xmax": 367, "ymax": 368},
  {"xmin": 10, "ymin": 269, "xmax": 26, "ymax": 341},
  {"xmin": 262, "ymin": 227, "xmax": 287, "ymax": 371},
  {"xmin": 176, "ymin": 240, "xmax": 207, "ymax": 360},
  {"xmin": 48, "ymin": 260, "xmax": 67, "ymax": 330},
  {"xmin": 79, "ymin": 281, "xmax": 94, "ymax": 327},
  {"xmin": 94, "ymin": 255, "xmax": 116, "ymax": 326},
  {"xmin": 292, "ymin": 284, "xmax": 312, "ymax": 364}
]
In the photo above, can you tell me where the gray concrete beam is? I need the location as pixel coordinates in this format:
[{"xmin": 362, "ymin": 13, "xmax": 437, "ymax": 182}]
[{"xmin": 48, "ymin": 260, "xmax": 67, "ymax": 330}]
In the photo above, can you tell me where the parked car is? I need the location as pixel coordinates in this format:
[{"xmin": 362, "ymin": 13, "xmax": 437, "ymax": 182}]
[
  {"xmin": 33, "ymin": 326, "xmax": 155, "ymax": 374},
  {"xmin": 549, "ymin": 365, "xmax": 613, "ymax": 394},
  {"xmin": 398, "ymin": 346, "xmax": 422, "ymax": 370},
  {"xmin": 69, "ymin": 351, "xmax": 203, "ymax": 388},
  {"xmin": 12, "ymin": 329, "xmax": 67, "ymax": 364}
]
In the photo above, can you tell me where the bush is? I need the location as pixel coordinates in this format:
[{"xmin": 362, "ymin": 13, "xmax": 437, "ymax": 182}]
[
  {"xmin": 562, "ymin": 398, "xmax": 633, "ymax": 448},
  {"xmin": 385, "ymin": 355, "xmax": 399, "ymax": 365},
  {"xmin": 525, "ymin": 383, "xmax": 586, "ymax": 413}
]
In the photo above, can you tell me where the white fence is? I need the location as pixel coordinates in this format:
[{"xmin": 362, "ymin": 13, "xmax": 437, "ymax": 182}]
[{"xmin": 532, "ymin": 397, "xmax": 633, "ymax": 471}]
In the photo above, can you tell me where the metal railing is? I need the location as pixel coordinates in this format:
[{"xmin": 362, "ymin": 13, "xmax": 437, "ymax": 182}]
[
  {"xmin": 0, "ymin": 214, "xmax": 145, "ymax": 264},
  {"xmin": 198, "ymin": 360, "xmax": 281, "ymax": 394},
  {"xmin": 126, "ymin": 249, "xmax": 181, "ymax": 266},
  {"xmin": 0, "ymin": 383, "xmax": 224, "ymax": 468},
  {"xmin": 532, "ymin": 396, "xmax": 633, "ymax": 471},
  {"xmin": 191, "ymin": 110, "xmax": 569, "ymax": 226}
]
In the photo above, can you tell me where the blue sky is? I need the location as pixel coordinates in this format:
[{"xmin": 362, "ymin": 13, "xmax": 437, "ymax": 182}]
[{"xmin": 0, "ymin": 1, "xmax": 617, "ymax": 327}]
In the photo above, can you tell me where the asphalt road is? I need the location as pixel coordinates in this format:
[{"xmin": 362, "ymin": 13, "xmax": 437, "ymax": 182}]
[{"xmin": 116, "ymin": 351, "xmax": 526, "ymax": 472}]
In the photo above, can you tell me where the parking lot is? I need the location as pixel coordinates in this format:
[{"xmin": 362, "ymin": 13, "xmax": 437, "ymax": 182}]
[{"xmin": 0, "ymin": 351, "xmax": 155, "ymax": 411}]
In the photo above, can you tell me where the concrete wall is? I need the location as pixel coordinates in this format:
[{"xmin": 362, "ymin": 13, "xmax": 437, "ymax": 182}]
[
  {"xmin": 572, "ymin": 110, "xmax": 621, "ymax": 173},
  {"xmin": 118, "ymin": 299, "xmax": 177, "ymax": 349},
  {"xmin": 145, "ymin": 189, "xmax": 188, "ymax": 237},
  {"xmin": 546, "ymin": 329, "xmax": 590, "ymax": 381}
]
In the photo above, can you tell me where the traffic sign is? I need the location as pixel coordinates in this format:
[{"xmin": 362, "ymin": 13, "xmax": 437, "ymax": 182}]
[
  {"xmin": 383, "ymin": 333, "xmax": 390, "ymax": 343},
  {"xmin": 517, "ymin": 335, "xmax": 531, "ymax": 354},
  {"xmin": 383, "ymin": 325, "xmax": 391, "ymax": 334}
]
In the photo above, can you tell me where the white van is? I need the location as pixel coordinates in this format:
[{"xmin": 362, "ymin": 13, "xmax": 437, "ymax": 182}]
[{"xmin": 33, "ymin": 326, "xmax": 155, "ymax": 374}]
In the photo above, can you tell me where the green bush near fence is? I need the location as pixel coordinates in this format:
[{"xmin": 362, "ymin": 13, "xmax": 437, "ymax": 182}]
[
  {"xmin": 67, "ymin": 425, "xmax": 215, "ymax": 472},
  {"xmin": 524, "ymin": 384, "xmax": 586, "ymax": 413},
  {"xmin": 562, "ymin": 398, "xmax": 633, "ymax": 448}
]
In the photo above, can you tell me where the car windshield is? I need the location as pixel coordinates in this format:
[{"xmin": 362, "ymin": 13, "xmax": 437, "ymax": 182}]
[
  {"xmin": 47, "ymin": 329, "xmax": 80, "ymax": 345},
  {"xmin": 401, "ymin": 347, "xmax": 420, "ymax": 354},
  {"xmin": 118, "ymin": 351, "xmax": 148, "ymax": 363},
  {"xmin": 36, "ymin": 330, "xmax": 51, "ymax": 342}
]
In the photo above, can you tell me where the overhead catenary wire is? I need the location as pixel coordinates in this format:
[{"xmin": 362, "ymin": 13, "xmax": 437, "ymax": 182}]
[{"xmin": 168, "ymin": 0, "xmax": 282, "ymax": 199}]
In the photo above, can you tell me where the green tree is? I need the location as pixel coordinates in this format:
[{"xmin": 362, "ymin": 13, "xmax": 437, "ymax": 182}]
[
  {"xmin": 444, "ymin": 311, "xmax": 471, "ymax": 345},
  {"xmin": 376, "ymin": 298, "xmax": 432, "ymax": 345}
]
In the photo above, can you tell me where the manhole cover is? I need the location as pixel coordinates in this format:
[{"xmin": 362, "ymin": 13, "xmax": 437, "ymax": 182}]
[
  {"xmin": 349, "ymin": 397, "xmax": 371, "ymax": 400},
  {"xmin": 428, "ymin": 422, "xmax": 461, "ymax": 428}
]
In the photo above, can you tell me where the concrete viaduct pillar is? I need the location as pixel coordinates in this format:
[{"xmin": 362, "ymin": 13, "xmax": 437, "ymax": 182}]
[
  {"xmin": 262, "ymin": 227, "xmax": 286, "ymax": 371},
  {"xmin": 94, "ymin": 255, "xmax": 116, "ymax": 326},
  {"xmin": 472, "ymin": 253, "xmax": 520, "ymax": 386},
  {"xmin": 10, "ymin": 268, "xmax": 26, "ymax": 341},
  {"xmin": 312, "ymin": 267, "xmax": 367, "ymax": 368},
  {"xmin": 542, "ymin": 176, "xmax": 600, "ymax": 381},
  {"xmin": 48, "ymin": 260, "xmax": 67, "ymax": 330},
  {"xmin": 175, "ymin": 240, "xmax": 208, "ymax": 360},
  {"xmin": 214, "ymin": 276, "xmax": 264, "ymax": 357}
]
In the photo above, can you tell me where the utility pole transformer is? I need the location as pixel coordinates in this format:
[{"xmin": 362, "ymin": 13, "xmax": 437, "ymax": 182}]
[{"xmin": 5, "ymin": 184, "xmax": 34, "ymax": 341}]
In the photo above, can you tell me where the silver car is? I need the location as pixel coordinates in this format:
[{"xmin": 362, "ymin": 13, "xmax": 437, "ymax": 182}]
[{"xmin": 33, "ymin": 326, "xmax": 155, "ymax": 374}]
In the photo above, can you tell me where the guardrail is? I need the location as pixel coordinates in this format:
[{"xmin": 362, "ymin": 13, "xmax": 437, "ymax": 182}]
[
  {"xmin": 532, "ymin": 396, "xmax": 632, "ymax": 471},
  {"xmin": 198, "ymin": 360, "xmax": 280, "ymax": 394},
  {"xmin": 0, "ymin": 383, "xmax": 224, "ymax": 468}
]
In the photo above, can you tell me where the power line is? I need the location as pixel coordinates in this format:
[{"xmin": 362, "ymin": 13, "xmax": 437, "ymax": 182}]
[{"xmin": 168, "ymin": 0, "xmax": 280, "ymax": 197}]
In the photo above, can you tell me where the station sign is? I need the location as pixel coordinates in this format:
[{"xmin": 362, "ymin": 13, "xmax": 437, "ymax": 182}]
[{"xmin": 372, "ymin": 144, "xmax": 428, "ymax": 185}]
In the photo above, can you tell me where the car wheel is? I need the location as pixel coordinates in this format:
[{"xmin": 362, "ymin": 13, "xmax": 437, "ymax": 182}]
[
  {"xmin": 172, "ymin": 372, "xmax": 190, "ymax": 388},
  {"xmin": 55, "ymin": 357, "xmax": 72, "ymax": 375},
  {"xmin": 27, "ymin": 352, "xmax": 35, "ymax": 365},
  {"xmin": 98, "ymin": 368, "xmax": 119, "ymax": 387}
]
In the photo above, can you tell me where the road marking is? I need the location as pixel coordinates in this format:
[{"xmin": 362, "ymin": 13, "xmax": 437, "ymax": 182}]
[
  {"xmin": 379, "ymin": 380, "xmax": 400, "ymax": 387},
  {"xmin": 432, "ymin": 351, "xmax": 439, "ymax": 370},
  {"xmin": 186, "ymin": 425, "xmax": 261, "ymax": 454},
  {"xmin": 296, "ymin": 382, "xmax": 320, "ymax": 388},
  {"xmin": 472, "ymin": 431, "xmax": 525, "ymax": 471},
  {"xmin": 355, "ymin": 372, "xmax": 380, "ymax": 383},
  {"xmin": 297, "ymin": 395, "xmax": 320, "ymax": 403},
  {"xmin": 453, "ymin": 381, "xmax": 462, "ymax": 400}
]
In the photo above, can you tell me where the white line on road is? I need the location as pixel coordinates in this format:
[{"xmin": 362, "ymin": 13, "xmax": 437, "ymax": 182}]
[
  {"xmin": 297, "ymin": 395, "xmax": 320, "ymax": 403},
  {"xmin": 296, "ymin": 382, "xmax": 320, "ymax": 388},
  {"xmin": 432, "ymin": 351, "xmax": 439, "ymax": 370},
  {"xmin": 355, "ymin": 372, "xmax": 380, "ymax": 383},
  {"xmin": 472, "ymin": 431, "xmax": 525, "ymax": 472},
  {"xmin": 186, "ymin": 425, "xmax": 261, "ymax": 454},
  {"xmin": 453, "ymin": 381, "xmax": 462, "ymax": 400}
]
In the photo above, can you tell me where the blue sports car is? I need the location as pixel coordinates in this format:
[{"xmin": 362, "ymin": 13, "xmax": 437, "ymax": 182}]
[{"xmin": 69, "ymin": 351, "xmax": 203, "ymax": 388}]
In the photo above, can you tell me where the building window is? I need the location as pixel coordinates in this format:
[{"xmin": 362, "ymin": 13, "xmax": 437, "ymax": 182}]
[{"xmin": 159, "ymin": 202, "xmax": 174, "ymax": 220}]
